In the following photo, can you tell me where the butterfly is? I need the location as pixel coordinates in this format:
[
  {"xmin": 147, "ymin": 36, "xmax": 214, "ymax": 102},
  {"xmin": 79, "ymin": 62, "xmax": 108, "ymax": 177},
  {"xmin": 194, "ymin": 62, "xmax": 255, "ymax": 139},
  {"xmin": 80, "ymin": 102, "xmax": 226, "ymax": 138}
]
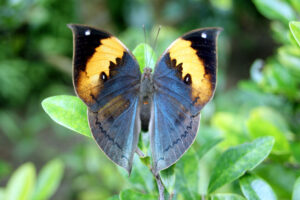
[{"xmin": 68, "ymin": 24, "xmax": 221, "ymax": 174}]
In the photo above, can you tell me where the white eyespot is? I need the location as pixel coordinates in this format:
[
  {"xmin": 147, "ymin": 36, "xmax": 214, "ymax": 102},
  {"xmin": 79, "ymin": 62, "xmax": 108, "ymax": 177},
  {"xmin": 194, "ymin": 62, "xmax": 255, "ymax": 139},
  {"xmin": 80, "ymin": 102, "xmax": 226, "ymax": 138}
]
[
  {"xmin": 201, "ymin": 32, "xmax": 207, "ymax": 39},
  {"xmin": 85, "ymin": 29, "xmax": 91, "ymax": 36},
  {"xmin": 185, "ymin": 76, "xmax": 190, "ymax": 82}
]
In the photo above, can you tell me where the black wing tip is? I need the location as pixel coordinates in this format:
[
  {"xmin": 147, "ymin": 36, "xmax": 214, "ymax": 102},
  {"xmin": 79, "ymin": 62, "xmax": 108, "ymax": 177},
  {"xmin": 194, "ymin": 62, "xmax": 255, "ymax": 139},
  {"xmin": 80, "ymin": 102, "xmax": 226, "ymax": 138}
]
[
  {"xmin": 67, "ymin": 23, "xmax": 82, "ymax": 31},
  {"xmin": 182, "ymin": 27, "xmax": 223, "ymax": 40},
  {"xmin": 189, "ymin": 27, "xmax": 223, "ymax": 33},
  {"xmin": 67, "ymin": 23, "xmax": 91, "ymax": 29},
  {"xmin": 66, "ymin": 23, "xmax": 112, "ymax": 37},
  {"xmin": 67, "ymin": 23, "xmax": 74, "ymax": 29}
]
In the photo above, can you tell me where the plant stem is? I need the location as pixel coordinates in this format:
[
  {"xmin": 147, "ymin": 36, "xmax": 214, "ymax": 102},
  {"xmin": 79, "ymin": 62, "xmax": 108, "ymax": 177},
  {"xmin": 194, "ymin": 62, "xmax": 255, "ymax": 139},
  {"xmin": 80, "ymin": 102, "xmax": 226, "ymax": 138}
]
[
  {"xmin": 155, "ymin": 173, "xmax": 165, "ymax": 200},
  {"xmin": 136, "ymin": 147, "xmax": 166, "ymax": 200}
]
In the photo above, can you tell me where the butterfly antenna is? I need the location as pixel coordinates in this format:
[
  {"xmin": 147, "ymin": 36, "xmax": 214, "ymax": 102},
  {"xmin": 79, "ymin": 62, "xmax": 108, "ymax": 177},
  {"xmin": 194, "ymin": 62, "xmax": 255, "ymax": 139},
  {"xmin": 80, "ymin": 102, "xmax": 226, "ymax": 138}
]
[
  {"xmin": 148, "ymin": 25, "xmax": 161, "ymax": 68},
  {"xmin": 143, "ymin": 24, "xmax": 148, "ymax": 68}
]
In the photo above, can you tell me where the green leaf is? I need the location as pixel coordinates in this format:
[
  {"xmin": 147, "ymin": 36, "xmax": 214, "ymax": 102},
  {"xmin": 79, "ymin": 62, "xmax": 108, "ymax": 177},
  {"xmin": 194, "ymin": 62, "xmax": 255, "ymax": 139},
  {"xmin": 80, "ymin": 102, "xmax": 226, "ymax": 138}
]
[
  {"xmin": 289, "ymin": 21, "xmax": 300, "ymax": 47},
  {"xmin": 119, "ymin": 189, "xmax": 157, "ymax": 200},
  {"xmin": 160, "ymin": 164, "xmax": 175, "ymax": 194},
  {"xmin": 132, "ymin": 43, "xmax": 157, "ymax": 73},
  {"xmin": 175, "ymin": 148, "xmax": 200, "ymax": 200},
  {"xmin": 291, "ymin": 142, "xmax": 300, "ymax": 163},
  {"xmin": 212, "ymin": 112, "xmax": 248, "ymax": 148},
  {"xmin": 6, "ymin": 163, "xmax": 36, "ymax": 200},
  {"xmin": 210, "ymin": 193, "xmax": 246, "ymax": 200},
  {"xmin": 197, "ymin": 137, "xmax": 223, "ymax": 160},
  {"xmin": 239, "ymin": 174, "xmax": 277, "ymax": 200},
  {"xmin": 255, "ymin": 163, "xmax": 297, "ymax": 198},
  {"xmin": 208, "ymin": 137, "xmax": 274, "ymax": 193},
  {"xmin": 118, "ymin": 155, "xmax": 154, "ymax": 192},
  {"xmin": 41, "ymin": 95, "xmax": 91, "ymax": 137},
  {"xmin": 271, "ymin": 21, "xmax": 290, "ymax": 44},
  {"xmin": 252, "ymin": 0, "xmax": 296, "ymax": 23},
  {"xmin": 32, "ymin": 159, "xmax": 64, "ymax": 200},
  {"xmin": 291, "ymin": 0, "xmax": 300, "ymax": 13},
  {"xmin": 292, "ymin": 176, "xmax": 300, "ymax": 200},
  {"xmin": 261, "ymin": 59, "xmax": 300, "ymax": 99},
  {"xmin": 138, "ymin": 131, "xmax": 150, "ymax": 158},
  {"xmin": 246, "ymin": 107, "xmax": 290, "ymax": 154},
  {"xmin": 107, "ymin": 195, "xmax": 119, "ymax": 200},
  {"xmin": 278, "ymin": 46, "xmax": 300, "ymax": 77}
]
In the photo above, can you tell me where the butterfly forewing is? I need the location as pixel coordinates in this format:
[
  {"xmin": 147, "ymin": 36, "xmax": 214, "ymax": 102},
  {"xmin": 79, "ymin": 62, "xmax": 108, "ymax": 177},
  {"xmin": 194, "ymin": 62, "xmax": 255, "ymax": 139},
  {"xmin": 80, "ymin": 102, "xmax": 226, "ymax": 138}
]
[
  {"xmin": 151, "ymin": 28, "xmax": 221, "ymax": 173},
  {"xmin": 69, "ymin": 24, "xmax": 141, "ymax": 173}
]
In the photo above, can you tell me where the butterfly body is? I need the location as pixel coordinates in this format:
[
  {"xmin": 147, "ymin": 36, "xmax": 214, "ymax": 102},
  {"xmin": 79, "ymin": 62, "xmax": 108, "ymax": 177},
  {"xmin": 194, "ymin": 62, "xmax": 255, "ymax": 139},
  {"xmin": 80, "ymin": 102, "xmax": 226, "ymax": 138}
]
[
  {"xmin": 139, "ymin": 67, "xmax": 154, "ymax": 132},
  {"xmin": 69, "ymin": 24, "xmax": 221, "ymax": 174}
]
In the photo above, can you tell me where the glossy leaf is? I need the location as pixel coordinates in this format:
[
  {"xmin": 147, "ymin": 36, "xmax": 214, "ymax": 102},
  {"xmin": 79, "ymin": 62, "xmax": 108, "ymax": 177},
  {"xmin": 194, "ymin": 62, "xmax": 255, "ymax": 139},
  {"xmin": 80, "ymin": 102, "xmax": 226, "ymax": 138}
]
[
  {"xmin": 208, "ymin": 137, "xmax": 274, "ymax": 193},
  {"xmin": 197, "ymin": 137, "xmax": 223, "ymax": 160},
  {"xmin": 118, "ymin": 155, "xmax": 154, "ymax": 192},
  {"xmin": 291, "ymin": 0, "xmax": 300, "ymax": 13},
  {"xmin": 119, "ymin": 189, "xmax": 157, "ymax": 200},
  {"xmin": 246, "ymin": 107, "xmax": 290, "ymax": 154},
  {"xmin": 292, "ymin": 176, "xmax": 300, "ymax": 200},
  {"xmin": 260, "ymin": 59, "xmax": 300, "ymax": 99},
  {"xmin": 210, "ymin": 193, "xmax": 246, "ymax": 200},
  {"xmin": 239, "ymin": 174, "xmax": 277, "ymax": 200},
  {"xmin": 289, "ymin": 21, "xmax": 300, "ymax": 47},
  {"xmin": 212, "ymin": 112, "xmax": 248, "ymax": 148},
  {"xmin": 175, "ymin": 148, "xmax": 200, "ymax": 200},
  {"xmin": 32, "ymin": 159, "xmax": 64, "ymax": 200},
  {"xmin": 252, "ymin": 0, "xmax": 296, "ymax": 23},
  {"xmin": 255, "ymin": 163, "xmax": 297, "ymax": 198},
  {"xmin": 42, "ymin": 95, "xmax": 91, "ymax": 137},
  {"xmin": 6, "ymin": 163, "xmax": 36, "ymax": 200},
  {"xmin": 160, "ymin": 164, "xmax": 175, "ymax": 193},
  {"xmin": 278, "ymin": 46, "xmax": 300, "ymax": 77},
  {"xmin": 132, "ymin": 43, "xmax": 157, "ymax": 72}
]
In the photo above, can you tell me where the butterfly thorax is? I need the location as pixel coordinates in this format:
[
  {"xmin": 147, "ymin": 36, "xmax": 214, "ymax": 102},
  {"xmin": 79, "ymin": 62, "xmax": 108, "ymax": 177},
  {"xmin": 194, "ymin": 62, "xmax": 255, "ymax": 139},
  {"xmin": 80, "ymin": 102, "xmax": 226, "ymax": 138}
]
[{"xmin": 139, "ymin": 67, "xmax": 154, "ymax": 131}]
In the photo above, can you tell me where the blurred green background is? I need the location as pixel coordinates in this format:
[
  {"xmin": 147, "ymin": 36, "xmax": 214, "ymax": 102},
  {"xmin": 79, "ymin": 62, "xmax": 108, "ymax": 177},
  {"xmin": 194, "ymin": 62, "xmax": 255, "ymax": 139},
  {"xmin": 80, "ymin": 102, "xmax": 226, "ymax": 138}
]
[{"xmin": 0, "ymin": 0, "xmax": 300, "ymax": 199}]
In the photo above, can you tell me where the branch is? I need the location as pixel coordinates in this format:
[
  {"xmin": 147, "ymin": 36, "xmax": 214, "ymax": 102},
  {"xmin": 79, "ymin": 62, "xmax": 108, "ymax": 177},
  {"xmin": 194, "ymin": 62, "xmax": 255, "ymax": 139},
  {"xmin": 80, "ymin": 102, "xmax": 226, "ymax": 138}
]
[
  {"xmin": 136, "ymin": 147, "xmax": 166, "ymax": 200},
  {"xmin": 154, "ymin": 173, "xmax": 165, "ymax": 200}
]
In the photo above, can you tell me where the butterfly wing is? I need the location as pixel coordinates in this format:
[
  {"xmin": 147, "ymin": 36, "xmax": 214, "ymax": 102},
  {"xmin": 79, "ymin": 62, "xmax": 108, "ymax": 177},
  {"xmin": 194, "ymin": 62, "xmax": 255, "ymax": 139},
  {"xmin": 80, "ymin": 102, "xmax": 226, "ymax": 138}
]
[
  {"xmin": 69, "ymin": 24, "xmax": 141, "ymax": 173},
  {"xmin": 150, "ymin": 28, "xmax": 222, "ymax": 174}
]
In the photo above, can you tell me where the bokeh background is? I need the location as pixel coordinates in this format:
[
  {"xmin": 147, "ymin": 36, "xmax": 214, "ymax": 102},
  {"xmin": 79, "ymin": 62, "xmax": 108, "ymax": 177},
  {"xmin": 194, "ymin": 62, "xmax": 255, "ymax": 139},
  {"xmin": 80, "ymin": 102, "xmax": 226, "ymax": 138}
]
[{"xmin": 0, "ymin": 0, "xmax": 300, "ymax": 199}]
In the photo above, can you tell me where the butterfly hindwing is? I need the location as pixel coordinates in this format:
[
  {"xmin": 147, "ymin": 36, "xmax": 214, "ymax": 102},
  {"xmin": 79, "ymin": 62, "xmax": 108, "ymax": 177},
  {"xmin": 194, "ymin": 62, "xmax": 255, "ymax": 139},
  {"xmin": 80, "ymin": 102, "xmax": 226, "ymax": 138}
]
[
  {"xmin": 88, "ymin": 96, "xmax": 140, "ymax": 173},
  {"xmin": 150, "ymin": 92, "xmax": 201, "ymax": 173},
  {"xmin": 151, "ymin": 28, "xmax": 221, "ymax": 173},
  {"xmin": 69, "ymin": 24, "xmax": 141, "ymax": 173}
]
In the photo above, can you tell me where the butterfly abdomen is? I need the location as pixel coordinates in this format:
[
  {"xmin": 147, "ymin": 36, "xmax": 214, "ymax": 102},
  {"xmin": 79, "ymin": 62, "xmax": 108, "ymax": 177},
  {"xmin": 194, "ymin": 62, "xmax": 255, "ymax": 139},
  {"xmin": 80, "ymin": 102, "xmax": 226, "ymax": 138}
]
[{"xmin": 139, "ymin": 67, "xmax": 154, "ymax": 131}]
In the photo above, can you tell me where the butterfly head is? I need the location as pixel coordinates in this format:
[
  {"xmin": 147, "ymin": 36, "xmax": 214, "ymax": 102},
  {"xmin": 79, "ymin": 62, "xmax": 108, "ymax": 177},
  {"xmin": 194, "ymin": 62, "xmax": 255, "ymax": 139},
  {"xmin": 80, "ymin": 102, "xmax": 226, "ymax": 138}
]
[
  {"xmin": 140, "ymin": 67, "xmax": 153, "ymax": 96},
  {"xmin": 143, "ymin": 67, "xmax": 152, "ymax": 78}
]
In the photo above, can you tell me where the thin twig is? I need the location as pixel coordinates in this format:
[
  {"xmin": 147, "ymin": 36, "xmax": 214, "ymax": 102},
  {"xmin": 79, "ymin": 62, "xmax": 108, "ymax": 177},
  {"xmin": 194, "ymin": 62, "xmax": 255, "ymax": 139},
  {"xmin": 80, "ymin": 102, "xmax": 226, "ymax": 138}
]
[
  {"xmin": 135, "ymin": 146, "xmax": 166, "ymax": 199},
  {"xmin": 154, "ymin": 173, "xmax": 165, "ymax": 200}
]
